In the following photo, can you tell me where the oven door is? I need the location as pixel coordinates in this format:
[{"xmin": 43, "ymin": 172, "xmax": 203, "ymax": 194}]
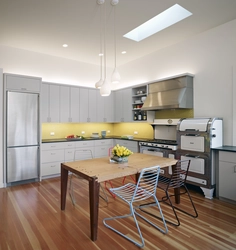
[
  {"xmin": 180, "ymin": 135, "xmax": 205, "ymax": 152},
  {"xmin": 142, "ymin": 148, "xmax": 164, "ymax": 157},
  {"xmin": 140, "ymin": 147, "xmax": 166, "ymax": 174}
]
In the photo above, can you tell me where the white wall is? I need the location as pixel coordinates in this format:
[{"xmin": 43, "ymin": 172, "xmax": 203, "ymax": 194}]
[
  {"xmin": 0, "ymin": 68, "xmax": 3, "ymax": 187},
  {"xmin": 118, "ymin": 19, "xmax": 236, "ymax": 146},
  {"xmin": 0, "ymin": 19, "xmax": 235, "ymax": 146},
  {"xmin": 0, "ymin": 45, "xmax": 113, "ymax": 88}
]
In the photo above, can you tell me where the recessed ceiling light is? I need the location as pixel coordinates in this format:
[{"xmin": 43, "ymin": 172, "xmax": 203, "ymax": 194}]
[
  {"xmin": 123, "ymin": 4, "xmax": 192, "ymax": 42},
  {"xmin": 62, "ymin": 44, "xmax": 68, "ymax": 48},
  {"xmin": 121, "ymin": 51, "xmax": 127, "ymax": 54}
]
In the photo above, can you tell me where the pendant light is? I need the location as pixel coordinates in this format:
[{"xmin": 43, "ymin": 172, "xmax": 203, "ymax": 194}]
[
  {"xmin": 95, "ymin": 0, "xmax": 104, "ymax": 89},
  {"xmin": 111, "ymin": 0, "xmax": 120, "ymax": 84},
  {"xmin": 100, "ymin": 0, "xmax": 111, "ymax": 96}
]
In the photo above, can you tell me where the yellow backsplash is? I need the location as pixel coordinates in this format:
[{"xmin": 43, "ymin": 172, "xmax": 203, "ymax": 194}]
[
  {"xmin": 113, "ymin": 123, "xmax": 153, "ymax": 139},
  {"xmin": 42, "ymin": 110, "xmax": 193, "ymax": 140},
  {"xmin": 42, "ymin": 122, "xmax": 154, "ymax": 140},
  {"xmin": 155, "ymin": 109, "xmax": 194, "ymax": 119},
  {"xmin": 42, "ymin": 123, "xmax": 114, "ymax": 139}
]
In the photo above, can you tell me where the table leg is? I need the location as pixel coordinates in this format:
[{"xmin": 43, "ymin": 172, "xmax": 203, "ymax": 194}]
[
  {"xmin": 61, "ymin": 164, "xmax": 68, "ymax": 210},
  {"xmin": 89, "ymin": 177, "xmax": 100, "ymax": 241}
]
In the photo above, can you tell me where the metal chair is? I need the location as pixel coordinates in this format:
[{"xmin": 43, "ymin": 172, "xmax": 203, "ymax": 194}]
[
  {"xmin": 140, "ymin": 160, "xmax": 198, "ymax": 226},
  {"xmin": 103, "ymin": 166, "xmax": 168, "ymax": 248},
  {"xmin": 69, "ymin": 149, "xmax": 108, "ymax": 205}
]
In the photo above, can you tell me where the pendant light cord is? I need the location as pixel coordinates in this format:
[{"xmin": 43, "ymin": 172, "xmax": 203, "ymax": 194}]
[
  {"xmin": 103, "ymin": 2, "xmax": 106, "ymax": 80},
  {"xmin": 100, "ymin": 4, "xmax": 103, "ymax": 79},
  {"xmin": 114, "ymin": 5, "xmax": 117, "ymax": 68}
]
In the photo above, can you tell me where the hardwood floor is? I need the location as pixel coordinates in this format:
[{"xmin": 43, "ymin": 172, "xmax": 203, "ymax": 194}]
[{"xmin": 0, "ymin": 176, "xmax": 235, "ymax": 250}]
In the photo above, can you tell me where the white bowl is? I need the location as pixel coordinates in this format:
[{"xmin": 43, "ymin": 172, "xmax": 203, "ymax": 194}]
[{"xmin": 141, "ymin": 96, "xmax": 146, "ymax": 102}]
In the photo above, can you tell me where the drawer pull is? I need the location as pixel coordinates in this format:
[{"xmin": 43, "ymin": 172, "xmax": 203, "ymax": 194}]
[
  {"xmin": 185, "ymin": 154, "xmax": 199, "ymax": 158},
  {"xmin": 50, "ymin": 165, "xmax": 56, "ymax": 168}
]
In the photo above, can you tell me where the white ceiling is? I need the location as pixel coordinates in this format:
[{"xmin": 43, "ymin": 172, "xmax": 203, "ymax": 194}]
[{"xmin": 1, "ymin": 0, "xmax": 236, "ymax": 68}]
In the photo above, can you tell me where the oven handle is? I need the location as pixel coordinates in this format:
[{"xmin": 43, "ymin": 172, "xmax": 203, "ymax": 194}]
[
  {"xmin": 184, "ymin": 134, "xmax": 200, "ymax": 137},
  {"xmin": 185, "ymin": 154, "xmax": 200, "ymax": 158}
]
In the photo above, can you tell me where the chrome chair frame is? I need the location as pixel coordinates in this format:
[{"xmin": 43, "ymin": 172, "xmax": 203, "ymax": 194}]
[
  {"xmin": 69, "ymin": 149, "xmax": 108, "ymax": 205},
  {"xmin": 103, "ymin": 166, "xmax": 168, "ymax": 248}
]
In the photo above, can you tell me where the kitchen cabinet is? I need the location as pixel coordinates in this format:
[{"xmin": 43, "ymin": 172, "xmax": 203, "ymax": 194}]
[
  {"xmin": 41, "ymin": 82, "xmax": 60, "ymax": 123},
  {"xmin": 41, "ymin": 143, "xmax": 65, "ymax": 177},
  {"xmin": 64, "ymin": 141, "xmax": 76, "ymax": 161},
  {"xmin": 114, "ymin": 139, "xmax": 139, "ymax": 153},
  {"xmin": 132, "ymin": 85, "xmax": 147, "ymax": 121},
  {"xmin": 60, "ymin": 85, "xmax": 80, "ymax": 122},
  {"xmin": 114, "ymin": 88, "xmax": 132, "ymax": 122},
  {"xmin": 96, "ymin": 91, "xmax": 114, "ymax": 122},
  {"xmin": 94, "ymin": 139, "xmax": 113, "ymax": 158},
  {"xmin": 79, "ymin": 88, "xmax": 97, "ymax": 122},
  {"xmin": 219, "ymin": 151, "xmax": 236, "ymax": 202},
  {"xmin": 4, "ymin": 73, "xmax": 41, "ymax": 93}
]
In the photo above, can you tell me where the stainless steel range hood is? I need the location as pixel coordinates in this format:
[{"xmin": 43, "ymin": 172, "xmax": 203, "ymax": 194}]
[{"xmin": 141, "ymin": 75, "xmax": 193, "ymax": 110}]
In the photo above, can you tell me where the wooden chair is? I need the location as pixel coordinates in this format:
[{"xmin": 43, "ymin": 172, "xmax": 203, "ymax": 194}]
[{"xmin": 103, "ymin": 166, "xmax": 168, "ymax": 248}]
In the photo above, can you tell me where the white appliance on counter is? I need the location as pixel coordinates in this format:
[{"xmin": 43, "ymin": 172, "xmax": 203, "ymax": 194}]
[{"xmin": 176, "ymin": 117, "xmax": 223, "ymax": 199}]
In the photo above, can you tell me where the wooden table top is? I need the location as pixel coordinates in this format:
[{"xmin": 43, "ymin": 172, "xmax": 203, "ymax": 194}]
[{"xmin": 62, "ymin": 153, "xmax": 177, "ymax": 183}]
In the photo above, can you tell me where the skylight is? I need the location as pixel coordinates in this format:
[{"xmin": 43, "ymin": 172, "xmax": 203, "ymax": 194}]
[{"xmin": 123, "ymin": 4, "xmax": 192, "ymax": 42}]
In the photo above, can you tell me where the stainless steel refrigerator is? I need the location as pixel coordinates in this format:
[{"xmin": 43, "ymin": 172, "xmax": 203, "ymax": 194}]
[{"xmin": 6, "ymin": 91, "xmax": 40, "ymax": 184}]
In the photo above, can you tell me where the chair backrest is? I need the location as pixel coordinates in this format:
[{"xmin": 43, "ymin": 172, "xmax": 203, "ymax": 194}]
[
  {"xmin": 168, "ymin": 159, "xmax": 190, "ymax": 189},
  {"xmin": 132, "ymin": 166, "xmax": 160, "ymax": 203},
  {"xmin": 74, "ymin": 149, "xmax": 93, "ymax": 161}
]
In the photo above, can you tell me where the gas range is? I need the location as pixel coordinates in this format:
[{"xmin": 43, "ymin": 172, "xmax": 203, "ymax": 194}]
[{"xmin": 139, "ymin": 139, "xmax": 178, "ymax": 151}]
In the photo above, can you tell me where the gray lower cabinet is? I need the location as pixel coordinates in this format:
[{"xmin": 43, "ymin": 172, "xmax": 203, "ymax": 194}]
[
  {"xmin": 219, "ymin": 151, "xmax": 236, "ymax": 202},
  {"xmin": 41, "ymin": 140, "xmax": 113, "ymax": 178},
  {"xmin": 113, "ymin": 139, "xmax": 139, "ymax": 153},
  {"xmin": 94, "ymin": 139, "xmax": 113, "ymax": 157},
  {"xmin": 41, "ymin": 143, "xmax": 65, "ymax": 177}
]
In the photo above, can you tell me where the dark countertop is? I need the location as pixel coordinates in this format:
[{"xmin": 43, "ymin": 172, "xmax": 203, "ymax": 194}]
[
  {"xmin": 213, "ymin": 146, "xmax": 236, "ymax": 152},
  {"xmin": 42, "ymin": 136, "xmax": 151, "ymax": 143}
]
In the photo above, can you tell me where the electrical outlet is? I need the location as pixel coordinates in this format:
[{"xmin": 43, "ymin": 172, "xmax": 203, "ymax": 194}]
[
  {"xmin": 134, "ymin": 131, "xmax": 138, "ymax": 135},
  {"xmin": 50, "ymin": 132, "xmax": 55, "ymax": 136},
  {"xmin": 81, "ymin": 131, "xmax": 85, "ymax": 134}
]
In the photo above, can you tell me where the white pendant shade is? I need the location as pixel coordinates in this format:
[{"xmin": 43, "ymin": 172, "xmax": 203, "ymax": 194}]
[
  {"xmin": 100, "ymin": 79, "xmax": 111, "ymax": 96},
  {"xmin": 95, "ymin": 78, "xmax": 103, "ymax": 89},
  {"xmin": 111, "ymin": 67, "xmax": 120, "ymax": 84}
]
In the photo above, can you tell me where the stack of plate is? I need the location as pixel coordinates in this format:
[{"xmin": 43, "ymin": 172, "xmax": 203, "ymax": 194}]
[{"xmin": 91, "ymin": 133, "xmax": 99, "ymax": 138}]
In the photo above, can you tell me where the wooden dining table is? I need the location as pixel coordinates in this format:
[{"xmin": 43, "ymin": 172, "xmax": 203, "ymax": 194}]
[{"xmin": 61, "ymin": 153, "xmax": 177, "ymax": 241}]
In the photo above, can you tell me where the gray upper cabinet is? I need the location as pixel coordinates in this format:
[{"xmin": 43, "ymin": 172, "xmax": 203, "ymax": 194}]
[
  {"xmin": 60, "ymin": 85, "xmax": 80, "ymax": 122},
  {"xmin": 114, "ymin": 88, "xmax": 132, "ymax": 122},
  {"xmin": 4, "ymin": 74, "xmax": 41, "ymax": 93},
  {"xmin": 96, "ymin": 91, "xmax": 114, "ymax": 122},
  {"xmin": 79, "ymin": 88, "xmax": 97, "ymax": 122},
  {"xmin": 41, "ymin": 82, "xmax": 60, "ymax": 123}
]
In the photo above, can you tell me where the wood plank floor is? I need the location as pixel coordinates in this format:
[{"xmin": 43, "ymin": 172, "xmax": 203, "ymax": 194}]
[{"xmin": 0, "ymin": 176, "xmax": 235, "ymax": 250}]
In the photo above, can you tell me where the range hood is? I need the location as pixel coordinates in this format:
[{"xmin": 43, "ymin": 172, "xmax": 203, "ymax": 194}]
[{"xmin": 141, "ymin": 75, "xmax": 193, "ymax": 111}]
